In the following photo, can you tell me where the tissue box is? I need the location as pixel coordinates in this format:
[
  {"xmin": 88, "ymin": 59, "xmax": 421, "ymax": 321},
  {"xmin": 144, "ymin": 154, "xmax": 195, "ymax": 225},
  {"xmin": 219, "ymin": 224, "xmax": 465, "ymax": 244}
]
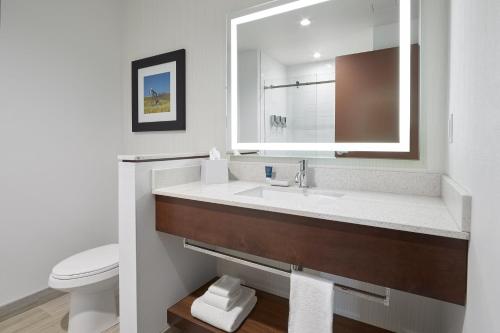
[{"xmin": 201, "ymin": 159, "xmax": 228, "ymax": 184}]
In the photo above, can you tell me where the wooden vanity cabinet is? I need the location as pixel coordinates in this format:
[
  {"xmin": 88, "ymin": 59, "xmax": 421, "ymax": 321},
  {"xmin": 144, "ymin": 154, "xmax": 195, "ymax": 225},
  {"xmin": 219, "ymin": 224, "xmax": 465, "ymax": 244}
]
[{"xmin": 156, "ymin": 196, "xmax": 468, "ymax": 306}]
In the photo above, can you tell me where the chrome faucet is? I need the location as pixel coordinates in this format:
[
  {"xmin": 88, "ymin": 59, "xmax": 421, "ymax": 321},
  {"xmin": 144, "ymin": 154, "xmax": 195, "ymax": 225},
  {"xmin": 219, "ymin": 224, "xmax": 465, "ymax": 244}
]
[{"xmin": 295, "ymin": 159, "xmax": 308, "ymax": 188}]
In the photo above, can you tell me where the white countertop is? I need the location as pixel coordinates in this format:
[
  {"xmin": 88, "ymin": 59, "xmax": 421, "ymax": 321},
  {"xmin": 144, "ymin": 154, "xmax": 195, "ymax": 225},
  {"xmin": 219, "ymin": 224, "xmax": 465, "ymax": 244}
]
[
  {"xmin": 118, "ymin": 152, "xmax": 208, "ymax": 161},
  {"xmin": 153, "ymin": 181, "xmax": 470, "ymax": 240}
]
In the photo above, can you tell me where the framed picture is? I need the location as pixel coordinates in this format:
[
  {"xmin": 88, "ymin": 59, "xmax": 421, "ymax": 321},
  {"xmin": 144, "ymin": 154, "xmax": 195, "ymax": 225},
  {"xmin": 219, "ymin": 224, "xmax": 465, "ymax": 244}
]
[{"xmin": 132, "ymin": 49, "xmax": 186, "ymax": 131}]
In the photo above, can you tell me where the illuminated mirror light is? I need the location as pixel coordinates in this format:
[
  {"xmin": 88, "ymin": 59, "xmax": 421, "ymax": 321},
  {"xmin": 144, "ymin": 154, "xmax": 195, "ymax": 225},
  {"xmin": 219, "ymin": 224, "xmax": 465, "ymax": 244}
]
[{"xmin": 230, "ymin": 0, "xmax": 412, "ymax": 152}]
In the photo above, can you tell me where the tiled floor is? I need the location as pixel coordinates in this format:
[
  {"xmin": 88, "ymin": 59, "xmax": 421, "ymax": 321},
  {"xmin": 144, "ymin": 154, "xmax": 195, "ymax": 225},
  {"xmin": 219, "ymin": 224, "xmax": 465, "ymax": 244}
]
[{"xmin": 0, "ymin": 294, "xmax": 119, "ymax": 333}]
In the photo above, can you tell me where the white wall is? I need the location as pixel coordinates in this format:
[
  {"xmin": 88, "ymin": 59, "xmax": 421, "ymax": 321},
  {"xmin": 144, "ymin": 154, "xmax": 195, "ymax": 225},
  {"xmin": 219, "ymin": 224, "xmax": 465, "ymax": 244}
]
[
  {"xmin": 447, "ymin": 0, "xmax": 500, "ymax": 331},
  {"xmin": 119, "ymin": 160, "xmax": 216, "ymax": 333},
  {"xmin": 372, "ymin": 19, "xmax": 420, "ymax": 50},
  {"xmin": 121, "ymin": 0, "xmax": 268, "ymax": 155},
  {"xmin": 238, "ymin": 50, "xmax": 260, "ymax": 142},
  {"xmin": 0, "ymin": 0, "xmax": 122, "ymax": 306},
  {"xmin": 261, "ymin": 51, "xmax": 288, "ymax": 143},
  {"xmin": 286, "ymin": 61, "xmax": 335, "ymax": 143}
]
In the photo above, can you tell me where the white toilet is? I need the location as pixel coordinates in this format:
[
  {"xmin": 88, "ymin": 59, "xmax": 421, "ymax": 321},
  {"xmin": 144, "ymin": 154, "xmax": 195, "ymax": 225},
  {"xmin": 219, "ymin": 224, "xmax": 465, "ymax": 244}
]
[{"xmin": 49, "ymin": 244, "xmax": 119, "ymax": 333}]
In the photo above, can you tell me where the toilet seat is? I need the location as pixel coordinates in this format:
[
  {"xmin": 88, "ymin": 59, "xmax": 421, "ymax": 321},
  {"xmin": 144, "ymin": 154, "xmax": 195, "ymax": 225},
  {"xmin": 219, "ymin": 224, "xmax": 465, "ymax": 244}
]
[
  {"xmin": 51, "ymin": 244, "xmax": 118, "ymax": 279},
  {"xmin": 49, "ymin": 244, "xmax": 119, "ymax": 290}
]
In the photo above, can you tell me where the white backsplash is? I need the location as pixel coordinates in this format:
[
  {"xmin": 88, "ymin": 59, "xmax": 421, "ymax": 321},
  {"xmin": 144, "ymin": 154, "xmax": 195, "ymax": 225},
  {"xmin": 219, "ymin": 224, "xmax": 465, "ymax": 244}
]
[
  {"xmin": 229, "ymin": 161, "xmax": 441, "ymax": 197},
  {"xmin": 152, "ymin": 164, "xmax": 201, "ymax": 190},
  {"xmin": 441, "ymin": 175, "xmax": 472, "ymax": 232}
]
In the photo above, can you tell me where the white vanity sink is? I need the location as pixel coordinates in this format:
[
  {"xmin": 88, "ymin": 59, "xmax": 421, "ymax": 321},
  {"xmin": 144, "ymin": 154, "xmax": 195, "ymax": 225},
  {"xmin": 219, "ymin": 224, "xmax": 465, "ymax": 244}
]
[{"xmin": 235, "ymin": 186, "xmax": 343, "ymax": 205}]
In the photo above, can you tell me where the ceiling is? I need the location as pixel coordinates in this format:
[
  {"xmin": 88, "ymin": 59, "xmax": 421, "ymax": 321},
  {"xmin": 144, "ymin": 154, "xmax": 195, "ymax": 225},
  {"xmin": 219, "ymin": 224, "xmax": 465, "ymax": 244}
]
[{"xmin": 237, "ymin": 0, "xmax": 419, "ymax": 66}]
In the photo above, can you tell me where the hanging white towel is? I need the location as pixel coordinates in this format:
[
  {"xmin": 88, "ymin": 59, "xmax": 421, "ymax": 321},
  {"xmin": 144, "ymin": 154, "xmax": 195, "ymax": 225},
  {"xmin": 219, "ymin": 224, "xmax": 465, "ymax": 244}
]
[
  {"xmin": 191, "ymin": 286, "xmax": 257, "ymax": 332},
  {"xmin": 288, "ymin": 270, "xmax": 334, "ymax": 333},
  {"xmin": 208, "ymin": 275, "xmax": 243, "ymax": 297},
  {"xmin": 202, "ymin": 288, "xmax": 245, "ymax": 311}
]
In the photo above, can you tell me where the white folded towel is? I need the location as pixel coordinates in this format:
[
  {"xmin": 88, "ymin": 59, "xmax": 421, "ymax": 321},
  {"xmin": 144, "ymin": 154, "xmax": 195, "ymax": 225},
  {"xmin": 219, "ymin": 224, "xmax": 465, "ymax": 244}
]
[
  {"xmin": 191, "ymin": 286, "xmax": 257, "ymax": 332},
  {"xmin": 202, "ymin": 288, "xmax": 245, "ymax": 311},
  {"xmin": 288, "ymin": 271, "xmax": 334, "ymax": 333},
  {"xmin": 208, "ymin": 275, "xmax": 243, "ymax": 298}
]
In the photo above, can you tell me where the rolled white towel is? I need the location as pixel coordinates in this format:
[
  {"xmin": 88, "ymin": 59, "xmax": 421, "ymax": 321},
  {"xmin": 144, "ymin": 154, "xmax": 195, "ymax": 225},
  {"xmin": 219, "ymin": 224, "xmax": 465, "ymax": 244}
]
[
  {"xmin": 208, "ymin": 275, "xmax": 243, "ymax": 298},
  {"xmin": 202, "ymin": 288, "xmax": 245, "ymax": 311},
  {"xmin": 191, "ymin": 286, "xmax": 257, "ymax": 332}
]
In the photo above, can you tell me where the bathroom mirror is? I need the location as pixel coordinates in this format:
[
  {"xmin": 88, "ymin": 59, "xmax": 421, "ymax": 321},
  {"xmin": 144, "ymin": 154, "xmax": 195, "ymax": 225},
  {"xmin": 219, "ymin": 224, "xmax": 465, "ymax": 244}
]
[{"xmin": 228, "ymin": 0, "xmax": 420, "ymax": 156}]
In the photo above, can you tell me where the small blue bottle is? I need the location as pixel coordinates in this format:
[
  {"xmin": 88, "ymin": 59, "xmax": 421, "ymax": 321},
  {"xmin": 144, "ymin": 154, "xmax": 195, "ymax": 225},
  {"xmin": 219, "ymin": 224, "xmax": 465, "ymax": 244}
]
[{"xmin": 265, "ymin": 166, "xmax": 273, "ymax": 182}]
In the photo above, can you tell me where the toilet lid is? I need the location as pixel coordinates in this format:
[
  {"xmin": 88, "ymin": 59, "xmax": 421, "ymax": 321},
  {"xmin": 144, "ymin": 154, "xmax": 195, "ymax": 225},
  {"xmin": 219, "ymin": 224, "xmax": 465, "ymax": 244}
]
[{"xmin": 51, "ymin": 244, "xmax": 119, "ymax": 279}]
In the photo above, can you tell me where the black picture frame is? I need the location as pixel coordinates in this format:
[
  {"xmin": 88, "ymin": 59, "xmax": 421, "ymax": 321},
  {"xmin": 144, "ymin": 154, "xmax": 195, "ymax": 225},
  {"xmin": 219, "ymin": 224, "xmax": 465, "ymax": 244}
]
[{"xmin": 132, "ymin": 49, "xmax": 186, "ymax": 132}]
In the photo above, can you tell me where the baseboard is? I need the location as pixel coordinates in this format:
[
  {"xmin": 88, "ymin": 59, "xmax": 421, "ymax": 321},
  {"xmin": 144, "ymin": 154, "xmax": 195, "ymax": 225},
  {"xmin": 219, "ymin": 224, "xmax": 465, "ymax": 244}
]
[
  {"xmin": 164, "ymin": 328, "xmax": 181, "ymax": 333},
  {"xmin": 0, "ymin": 288, "xmax": 65, "ymax": 322}
]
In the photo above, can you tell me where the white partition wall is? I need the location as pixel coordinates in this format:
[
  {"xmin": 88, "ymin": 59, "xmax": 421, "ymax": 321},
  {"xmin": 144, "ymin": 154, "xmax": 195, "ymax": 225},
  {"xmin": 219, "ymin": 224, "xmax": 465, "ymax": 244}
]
[{"xmin": 118, "ymin": 156, "xmax": 217, "ymax": 333}]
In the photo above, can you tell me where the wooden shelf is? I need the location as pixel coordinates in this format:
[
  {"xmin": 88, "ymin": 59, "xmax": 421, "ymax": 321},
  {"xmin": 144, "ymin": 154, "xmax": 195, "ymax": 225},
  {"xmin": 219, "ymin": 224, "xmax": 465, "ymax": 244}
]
[{"xmin": 167, "ymin": 278, "xmax": 393, "ymax": 333}]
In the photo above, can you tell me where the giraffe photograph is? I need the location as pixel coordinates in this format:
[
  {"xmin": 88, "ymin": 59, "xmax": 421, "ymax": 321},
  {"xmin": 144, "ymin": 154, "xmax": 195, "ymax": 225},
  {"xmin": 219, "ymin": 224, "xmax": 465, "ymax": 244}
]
[{"xmin": 143, "ymin": 71, "xmax": 171, "ymax": 114}]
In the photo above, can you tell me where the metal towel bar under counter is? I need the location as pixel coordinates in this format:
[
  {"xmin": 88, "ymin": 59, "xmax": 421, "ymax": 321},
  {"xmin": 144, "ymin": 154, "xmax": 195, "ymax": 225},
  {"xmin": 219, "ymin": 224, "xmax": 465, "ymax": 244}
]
[{"xmin": 183, "ymin": 239, "xmax": 390, "ymax": 306}]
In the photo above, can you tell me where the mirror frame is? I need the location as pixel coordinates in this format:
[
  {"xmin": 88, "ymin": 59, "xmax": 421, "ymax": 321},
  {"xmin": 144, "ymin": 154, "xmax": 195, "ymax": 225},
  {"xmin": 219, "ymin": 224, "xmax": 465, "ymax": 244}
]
[{"xmin": 228, "ymin": 0, "xmax": 412, "ymax": 152}]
